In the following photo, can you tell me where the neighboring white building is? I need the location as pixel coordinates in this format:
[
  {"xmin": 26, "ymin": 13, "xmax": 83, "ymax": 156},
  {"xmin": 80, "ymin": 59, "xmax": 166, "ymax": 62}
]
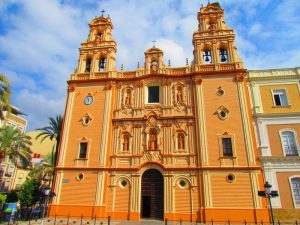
[{"xmin": 247, "ymin": 67, "xmax": 300, "ymax": 221}]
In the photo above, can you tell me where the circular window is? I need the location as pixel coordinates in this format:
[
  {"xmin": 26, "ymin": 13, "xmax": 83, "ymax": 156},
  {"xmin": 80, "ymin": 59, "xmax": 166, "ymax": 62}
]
[
  {"xmin": 76, "ymin": 173, "xmax": 84, "ymax": 181},
  {"xmin": 220, "ymin": 111, "xmax": 227, "ymax": 118},
  {"xmin": 226, "ymin": 174, "xmax": 236, "ymax": 183},
  {"xmin": 82, "ymin": 115, "xmax": 92, "ymax": 126},
  {"xmin": 178, "ymin": 179, "xmax": 188, "ymax": 189},
  {"xmin": 120, "ymin": 179, "xmax": 128, "ymax": 188},
  {"xmin": 218, "ymin": 110, "xmax": 228, "ymax": 120}
]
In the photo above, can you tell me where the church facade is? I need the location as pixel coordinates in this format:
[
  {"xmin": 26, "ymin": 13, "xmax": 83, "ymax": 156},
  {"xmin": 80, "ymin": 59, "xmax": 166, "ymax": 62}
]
[{"xmin": 49, "ymin": 3, "xmax": 270, "ymax": 222}]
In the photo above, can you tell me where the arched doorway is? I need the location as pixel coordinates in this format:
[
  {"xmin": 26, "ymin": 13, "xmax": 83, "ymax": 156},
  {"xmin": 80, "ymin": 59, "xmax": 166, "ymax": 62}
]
[{"xmin": 141, "ymin": 169, "xmax": 164, "ymax": 219}]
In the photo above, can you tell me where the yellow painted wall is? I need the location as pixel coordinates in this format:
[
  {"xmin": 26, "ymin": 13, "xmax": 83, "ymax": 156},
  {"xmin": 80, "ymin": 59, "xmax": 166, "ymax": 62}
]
[
  {"xmin": 63, "ymin": 84, "xmax": 105, "ymax": 168},
  {"xmin": 276, "ymin": 172, "xmax": 300, "ymax": 209},
  {"xmin": 27, "ymin": 131, "xmax": 56, "ymax": 156},
  {"xmin": 114, "ymin": 183, "xmax": 130, "ymax": 212},
  {"xmin": 210, "ymin": 173, "xmax": 253, "ymax": 207},
  {"xmin": 174, "ymin": 184, "xmax": 191, "ymax": 213},
  {"xmin": 260, "ymin": 84, "xmax": 300, "ymax": 113},
  {"xmin": 267, "ymin": 124, "xmax": 300, "ymax": 156},
  {"xmin": 59, "ymin": 171, "xmax": 98, "ymax": 205},
  {"xmin": 203, "ymin": 77, "xmax": 248, "ymax": 166},
  {"xmin": 12, "ymin": 168, "xmax": 30, "ymax": 189}
]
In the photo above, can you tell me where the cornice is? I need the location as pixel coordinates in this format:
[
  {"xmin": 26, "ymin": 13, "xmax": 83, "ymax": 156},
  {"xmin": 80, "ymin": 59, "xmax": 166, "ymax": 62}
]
[
  {"xmin": 247, "ymin": 75, "xmax": 300, "ymax": 82},
  {"xmin": 253, "ymin": 112, "xmax": 300, "ymax": 118},
  {"xmin": 55, "ymin": 166, "xmax": 261, "ymax": 172},
  {"xmin": 260, "ymin": 156, "xmax": 300, "ymax": 168},
  {"xmin": 112, "ymin": 115, "xmax": 195, "ymax": 122},
  {"xmin": 68, "ymin": 68, "xmax": 247, "ymax": 84},
  {"xmin": 260, "ymin": 156, "xmax": 300, "ymax": 163},
  {"xmin": 247, "ymin": 67, "xmax": 300, "ymax": 81}
]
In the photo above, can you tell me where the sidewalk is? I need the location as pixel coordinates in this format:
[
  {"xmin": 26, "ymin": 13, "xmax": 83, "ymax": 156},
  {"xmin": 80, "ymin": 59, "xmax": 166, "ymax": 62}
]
[{"xmin": 5, "ymin": 218, "xmax": 196, "ymax": 225}]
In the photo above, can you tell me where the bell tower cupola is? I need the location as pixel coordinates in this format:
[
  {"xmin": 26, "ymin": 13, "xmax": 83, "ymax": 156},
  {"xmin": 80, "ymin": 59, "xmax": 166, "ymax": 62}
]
[
  {"xmin": 77, "ymin": 14, "xmax": 117, "ymax": 74},
  {"xmin": 192, "ymin": 3, "xmax": 243, "ymax": 70},
  {"xmin": 144, "ymin": 46, "xmax": 164, "ymax": 73}
]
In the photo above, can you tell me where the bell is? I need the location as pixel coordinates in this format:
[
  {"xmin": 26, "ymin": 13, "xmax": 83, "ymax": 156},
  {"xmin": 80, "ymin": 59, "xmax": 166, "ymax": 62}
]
[
  {"xmin": 204, "ymin": 51, "xmax": 211, "ymax": 62},
  {"xmin": 220, "ymin": 54, "xmax": 227, "ymax": 62},
  {"xmin": 100, "ymin": 58, "xmax": 106, "ymax": 69},
  {"xmin": 220, "ymin": 49, "xmax": 227, "ymax": 62}
]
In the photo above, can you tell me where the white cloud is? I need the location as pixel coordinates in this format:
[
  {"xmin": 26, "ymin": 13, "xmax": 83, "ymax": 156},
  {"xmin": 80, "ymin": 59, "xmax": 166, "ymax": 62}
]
[
  {"xmin": 14, "ymin": 89, "xmax": 65, "ymax": 130},
  {"xmin": 248, "ymin": 23, "xmax": 262, "ymax": 36},
  {"xmin": 155, "ymin": 38, "xmax": 190, "ymax": 67}
]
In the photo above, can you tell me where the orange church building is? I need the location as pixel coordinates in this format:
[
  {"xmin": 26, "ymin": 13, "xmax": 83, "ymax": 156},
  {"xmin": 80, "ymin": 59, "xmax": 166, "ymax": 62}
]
[{"xmin": 49, "ymin": 3, "xmax": 270, "ymax": 223}]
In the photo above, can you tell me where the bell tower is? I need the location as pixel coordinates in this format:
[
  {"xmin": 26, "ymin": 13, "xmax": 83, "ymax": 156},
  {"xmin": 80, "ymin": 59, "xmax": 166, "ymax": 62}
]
[
  {"xmin": 192, "ymin": 3, "xmax": 243, "ymax": 70},
  {"xmin": 77, "ymin": 14, "xmax": 117, "ymax": 74}
]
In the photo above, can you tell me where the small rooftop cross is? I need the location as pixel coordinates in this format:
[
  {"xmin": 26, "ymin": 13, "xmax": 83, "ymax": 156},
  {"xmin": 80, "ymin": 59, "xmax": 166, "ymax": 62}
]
[
  {"xmin": 101, "ymin": 10, "xmax": 106, "ymax": 17},
  {"xmin": 152, "ymin": 40, "xmax": 156, "ymax": 47}
]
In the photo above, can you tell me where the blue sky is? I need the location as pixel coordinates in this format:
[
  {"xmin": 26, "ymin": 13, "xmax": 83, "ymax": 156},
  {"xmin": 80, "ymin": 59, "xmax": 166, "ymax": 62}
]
[{"xmin": 0, "ymin": 0, "xmax": 300, "ymax": 131}]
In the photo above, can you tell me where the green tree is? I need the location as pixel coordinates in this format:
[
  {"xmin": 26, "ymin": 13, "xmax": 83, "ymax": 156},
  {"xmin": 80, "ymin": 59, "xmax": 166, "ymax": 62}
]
[
  {"xmin": 18, "ymin": 179, "xmax": 40, "ymax": 207},
  {"xmin": 5, "ymin": 190, "xmax": 18, "ymax": 203},
  {"xmin": 36, "ymin": 115, "xmax": 63, "ymax": 165},
  {"xmin": 0, "ymin": 126, "xmax": 32, "ymax": 167},
  {"xmin": 0, "ymin": 74, "xmax": 10, "ymax": 120},
  {"xmin": 0, "ymin": 194, "xmax": 6, "ymax": 204}
]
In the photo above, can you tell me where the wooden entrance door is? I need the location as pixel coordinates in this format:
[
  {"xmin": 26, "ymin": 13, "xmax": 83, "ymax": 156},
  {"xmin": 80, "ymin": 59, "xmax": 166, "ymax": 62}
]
[{"xmin": 141, "ymin": 169, "xmax": 164, "ymax": 219}]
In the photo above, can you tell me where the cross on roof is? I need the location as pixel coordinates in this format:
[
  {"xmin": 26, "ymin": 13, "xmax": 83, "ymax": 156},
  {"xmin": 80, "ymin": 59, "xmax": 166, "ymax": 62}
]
[
  {"xmin": 152, "ymin": 40, "xmax": 156, "ymax": 47},
  {"xmin": 101, "ymin": 10, "xmax": 106, "ymax": 17}
]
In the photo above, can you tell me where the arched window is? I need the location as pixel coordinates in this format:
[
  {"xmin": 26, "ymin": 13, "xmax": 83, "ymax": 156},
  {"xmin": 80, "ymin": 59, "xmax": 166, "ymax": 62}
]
[
  {"xmin": 148, "ymin": 128, "xmax": 157, "ymax": 150},
  {"xmin": 122, "ymin": 133, "xmax": 130, "ymax": 151},
  {"xmin": 203, "ymin": 50, "xmax": 212, "ymax": 64},
  {"xmin": 281, "ymin": 131, "xmax": 298, "ymax": 156},
  {"xmin": 97, "ymin": 31, "xmax": 103, "ymax": 39},
  {"xmin": 219, "ymin": 48, "xmax": 228, "ymax": 63},
  {"xmin": 177, "ymin": 133, "xmax": 185, "ymax": 150},
  {"xmin": 291, "ymin": 177, "xmax": 300, "ymax": 207},
  {"xmin": 99, "ymin": 57, "xmax": 106, "ymax": 71},
  {"xmin": 85, "ymin": 58, "xmax": 92, "ymax": 72}
]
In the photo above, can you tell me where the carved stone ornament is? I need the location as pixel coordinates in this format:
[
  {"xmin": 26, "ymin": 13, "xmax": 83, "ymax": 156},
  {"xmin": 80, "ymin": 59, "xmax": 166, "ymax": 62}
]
[
  {"xmin": 121, "ymin": 124, "xmax": 132, "ymax": 133},
  {"xmin": 81, "ymin": 113, "xmax": 92, "ymax": 126},
  {"xmin": 174, "ymin": 104, "xmax": 185, "ymax": 112},
  {"xmin": 147, "ymin": 116, "xmax": 158, "ymax": 126},
  {"xmin": 174, "ymin": 122, "xmax": 187, "ymax": 132},
  {"xmin": 196, "ymin": 79, "xmax": 203, "ymax": 85},
  {"xmin": 104, "ymin": 83, "xmax": 112, "ymax": 90},
  {"xmin": 216, "ymin": 105, "xmax": 229, "ymax": 120},
  {"xmin": 236, "ymin": 75, "xmax": 245, "ymax": 82},
  {"xmin": 68, "ymin": 85, "xmax": 75, "ymax": 92},
  {"xmin": 142, "ymin": 150, "xmax": 162, "ymax": 163},
  {"xmin": 121, "ymin": 106, "xmax": 133, "ymax": 115}
]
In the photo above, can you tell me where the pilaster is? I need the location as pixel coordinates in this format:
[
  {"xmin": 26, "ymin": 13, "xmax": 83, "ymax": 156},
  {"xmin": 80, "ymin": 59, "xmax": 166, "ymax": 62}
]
[
  {"xmin": 195, "ymin": 79, "xmax": 208, "ymax": 165},
  {"xmin": 236, "ymin": 79, "xmax": 256, "ymax": 166}
]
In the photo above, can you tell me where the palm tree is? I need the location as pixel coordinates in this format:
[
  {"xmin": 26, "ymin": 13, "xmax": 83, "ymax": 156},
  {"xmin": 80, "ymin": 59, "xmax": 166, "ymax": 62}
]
[
  {"xmin": 0, "ymin": 74, "xmax": 11, "ymax": 120},
  {"xmin": 35, "ymin": 115, "xmax": 63, "ymax": 173},
  {"xmin": 0, "ymin": 126, "xmax": 32, "ymax": 167}
]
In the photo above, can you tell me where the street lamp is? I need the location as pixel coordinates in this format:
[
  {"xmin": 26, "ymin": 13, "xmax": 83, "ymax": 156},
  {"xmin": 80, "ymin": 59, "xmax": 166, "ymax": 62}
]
[
  {"xmin": 258, "ymin": 181, "xmax": 279, "ymax": 225},
  {"xmin": 41, "ymin": 185, "xmax": 51, "ymax": 225}
]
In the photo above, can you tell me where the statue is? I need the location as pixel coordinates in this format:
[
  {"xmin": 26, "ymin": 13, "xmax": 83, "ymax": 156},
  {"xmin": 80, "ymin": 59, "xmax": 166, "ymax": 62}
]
[
  {"xmin": 125, "ymin": 89, "xmax": 131, "ymax": 105},
  {"xmin": 177, "ymin": 86, "xmax": 183, "ymax": 103},
  {"xmin": 123, "ymin": 135, "xmax": 129, "ymax": 151},
  {"xmin": 148, "ymin": 129, "xmax": 157, "ymax": 150},
  {"xmin": 178, "ymin": 134, "xmax": 185, "ymax": 149}
]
